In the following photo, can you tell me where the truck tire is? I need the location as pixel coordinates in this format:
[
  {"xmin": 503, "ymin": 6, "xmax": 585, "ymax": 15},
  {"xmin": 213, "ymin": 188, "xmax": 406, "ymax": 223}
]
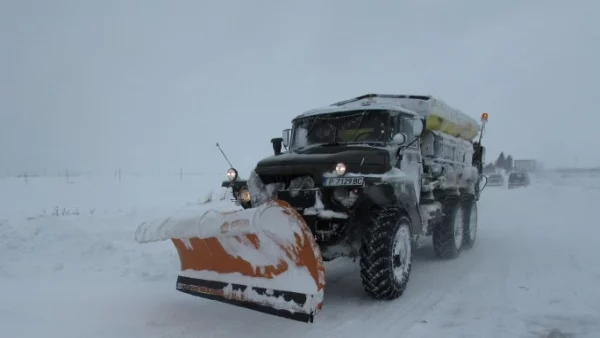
[
  {"xmin": 432, "ymin": 199, "xmax": 463, "ymax": 259},
  {"xmin": 359, "ymin": 206, "xmax": 412, "ymax": 300},
  {"xmin": 462, "ymin": 199, "xmax": 478, "ymax": 249}
]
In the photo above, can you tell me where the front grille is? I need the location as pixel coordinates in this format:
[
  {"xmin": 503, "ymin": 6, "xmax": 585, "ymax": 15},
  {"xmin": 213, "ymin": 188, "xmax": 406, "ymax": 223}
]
[
  {"xmin": 260, "ymin": 174, "xmax": 315, "ymax": 189},
  {"xmin": 277, "ymin": 189, "xmax": 318, "ymax": 212}
]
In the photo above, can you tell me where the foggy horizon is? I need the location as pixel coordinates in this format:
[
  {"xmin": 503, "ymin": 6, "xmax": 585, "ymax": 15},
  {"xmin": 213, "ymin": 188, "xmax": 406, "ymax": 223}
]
[{"xmin": 2, "ymin": 0, "xmax": 599, "ymax": 176}]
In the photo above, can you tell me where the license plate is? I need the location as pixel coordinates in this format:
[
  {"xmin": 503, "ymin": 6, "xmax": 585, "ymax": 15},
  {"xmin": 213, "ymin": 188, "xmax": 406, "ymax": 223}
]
[{"xmin": 323, "ymin": 176, "xmax": 364, "ymax": 186}]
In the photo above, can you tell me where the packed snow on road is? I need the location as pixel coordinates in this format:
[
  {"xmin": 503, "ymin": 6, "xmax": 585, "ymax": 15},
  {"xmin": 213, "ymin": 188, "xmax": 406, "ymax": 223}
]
[{"xmin": 1, "ymin": 172, "xmax": 599, "ymax": 338}]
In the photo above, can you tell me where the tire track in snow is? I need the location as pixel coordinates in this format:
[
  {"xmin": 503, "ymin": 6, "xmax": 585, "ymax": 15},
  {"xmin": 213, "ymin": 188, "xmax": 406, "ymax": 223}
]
[
  {"xmin": 369, "ymin": 241, "xmax": 491, "ymax": 337},
  {"xmin": 399, "ymin": 233, "xmax": 518, "ymax": 337},
  {"xmin": 394, "ymin": 184, "xmax": 600, "ymax": 338}
]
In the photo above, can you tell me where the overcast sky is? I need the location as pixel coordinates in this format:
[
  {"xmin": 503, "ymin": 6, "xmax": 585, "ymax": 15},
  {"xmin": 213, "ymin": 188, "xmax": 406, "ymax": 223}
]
[{"xmin": 1, "ymin": 0, "xmax": 598, "ymax": 176}]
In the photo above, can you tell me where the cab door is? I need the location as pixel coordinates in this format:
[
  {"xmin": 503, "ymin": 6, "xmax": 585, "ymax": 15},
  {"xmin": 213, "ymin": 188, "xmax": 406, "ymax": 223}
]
[
  {"xmin": 395, "ymin": 117, "xmax": 423, "ymax": 203},
  {"xmin": 399, "ymin": 141, "xmax": 422, "ymax": 204}
]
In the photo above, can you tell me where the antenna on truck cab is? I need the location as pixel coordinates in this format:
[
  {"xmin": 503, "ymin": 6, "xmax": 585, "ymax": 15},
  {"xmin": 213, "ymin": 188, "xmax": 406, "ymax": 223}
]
[{"xmin": 216, "ymin": 142, "xmax": 234, "ymax": 168}]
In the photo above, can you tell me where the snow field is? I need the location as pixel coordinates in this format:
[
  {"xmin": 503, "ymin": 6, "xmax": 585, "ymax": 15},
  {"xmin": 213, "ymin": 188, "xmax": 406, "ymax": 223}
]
[
  {"xmin": 0, "ymin": 175, "xmax": 245, "ymax": 286},
  {"xmin": 1, "ymin": 172, "xmax": 599, "ymax": 337}
]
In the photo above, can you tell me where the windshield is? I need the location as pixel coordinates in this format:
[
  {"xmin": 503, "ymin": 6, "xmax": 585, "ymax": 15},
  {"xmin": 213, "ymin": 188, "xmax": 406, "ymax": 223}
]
[{"xmin": 290, "ymin": 110, "xmax": 390, "ymax": 150}]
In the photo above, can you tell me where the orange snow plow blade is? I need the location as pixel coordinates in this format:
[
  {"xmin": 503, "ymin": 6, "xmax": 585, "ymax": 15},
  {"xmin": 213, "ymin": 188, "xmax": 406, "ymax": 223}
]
[{"xmin": 135, "ymin": 200, "xmax": 326, "ymax": 323}]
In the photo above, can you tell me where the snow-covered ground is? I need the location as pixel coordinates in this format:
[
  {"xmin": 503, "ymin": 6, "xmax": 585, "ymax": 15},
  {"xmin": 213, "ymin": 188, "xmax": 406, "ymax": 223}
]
[{"xmin": 1, "ymin": 172, "xmax": 599, "ymax": 338}]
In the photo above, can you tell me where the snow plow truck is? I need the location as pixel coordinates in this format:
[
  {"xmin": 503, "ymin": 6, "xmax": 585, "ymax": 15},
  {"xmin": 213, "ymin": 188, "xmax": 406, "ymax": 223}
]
[{"xmin": 135, "ymin": 93, "xmax": 489, "ymax": 323}]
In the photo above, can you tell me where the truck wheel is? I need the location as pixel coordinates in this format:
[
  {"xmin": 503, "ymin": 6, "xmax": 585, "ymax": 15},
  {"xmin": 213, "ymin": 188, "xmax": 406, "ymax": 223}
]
[
  {"xmin": 433, "ymin": 199, "xmax": 463, "ymax": 259},
  {"xmin": 462, "ymin": 199, "xmax": 477, "ymax": 249},
  {"xmin": 359, "ymin": 206, "xmax": 412, "ymax": 300}
]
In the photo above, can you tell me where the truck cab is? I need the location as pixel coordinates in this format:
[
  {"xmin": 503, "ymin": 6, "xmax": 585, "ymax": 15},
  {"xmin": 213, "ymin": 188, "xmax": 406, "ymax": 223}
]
[{"xmin": 248, "ymin": 106, "xmax": 426, "ymax": 250}]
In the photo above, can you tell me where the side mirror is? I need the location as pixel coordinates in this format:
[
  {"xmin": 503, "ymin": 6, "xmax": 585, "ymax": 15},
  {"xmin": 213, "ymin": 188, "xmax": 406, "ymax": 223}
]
[
  {"xmin": 480, "ymin": 146, "xmax": 486, "ymax": 164},
  {"xmin": 391, "ymin": 133, "xmax": 407, "ymax": 145},
  {"xmin": 270, "ymin": 137, "xmax": 283, "ymax": 156},
  {"xmin": 413, "ymin": 119, "xmax": 424, "ymax": 137},
  {"xmin": 282, "ymin": 128, "xmax": 291, "ymax": 148}
]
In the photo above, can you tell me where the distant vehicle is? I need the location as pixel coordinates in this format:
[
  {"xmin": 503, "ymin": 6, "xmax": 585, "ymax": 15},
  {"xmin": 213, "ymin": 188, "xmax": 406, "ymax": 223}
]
[
  {"xmin": 508, "ymin": 171, "xmax": 530, "ymax": 188},
  {"xmin": 513, "ymin": 159, "xmax": 537, "ymax": 172},
  {"xmin": 487, "ymin": 173, "xmax": 504, "ymax": 186}
]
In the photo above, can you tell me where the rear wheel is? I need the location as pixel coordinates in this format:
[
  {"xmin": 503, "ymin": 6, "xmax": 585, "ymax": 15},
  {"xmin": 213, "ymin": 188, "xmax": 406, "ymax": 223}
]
[
  {"xmin": 462, "ymin": 199, "xmax": 478, "ymax": 249},
  {"xmin": 433, "ymin": 199, "xmax": 463, "ymax": 259},
  {"xmin": 360, "ymin": 206, "xmax": 413, "ymax": 300}
]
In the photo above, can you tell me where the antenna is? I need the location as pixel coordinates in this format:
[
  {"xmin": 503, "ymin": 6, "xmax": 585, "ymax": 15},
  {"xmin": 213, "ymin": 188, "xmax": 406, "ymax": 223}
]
[{"xmin": 216, "ymin": 142, "xmax": 234, "ymax": 168}]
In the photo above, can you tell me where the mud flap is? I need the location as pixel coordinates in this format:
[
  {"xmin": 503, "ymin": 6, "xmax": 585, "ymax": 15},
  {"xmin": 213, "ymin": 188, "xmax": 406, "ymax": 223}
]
[{"xmin": 135, "ymin": 200, "xmax": 326, "ymax": 323}]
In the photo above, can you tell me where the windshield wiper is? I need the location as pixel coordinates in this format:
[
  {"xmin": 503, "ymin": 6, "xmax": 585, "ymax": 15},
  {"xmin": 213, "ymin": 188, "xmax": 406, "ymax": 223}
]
[
  {"xmin": 319, "ymin": 141, "xmax": 342, "ymax": 147},
  {"xmin": 296, "ymin": 142, "xmax": 342, "ymax": 151},
  {"xmin": 305, "ymin": 116, "xmax": 320, "ymax": 140},
  {"xmin": 351, "ymin": 111, "xmax": 367, "ymax": 141}
]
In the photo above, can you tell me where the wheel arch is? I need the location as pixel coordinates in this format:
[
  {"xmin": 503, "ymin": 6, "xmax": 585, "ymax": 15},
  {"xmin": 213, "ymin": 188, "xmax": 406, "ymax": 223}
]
[
  {"xmin": 361, "ymin": 181, "xmax": 422, "ymax": 236},
  {"xmin": 346, "ymin": 186, "xmax": 416, "ymax": 250}
]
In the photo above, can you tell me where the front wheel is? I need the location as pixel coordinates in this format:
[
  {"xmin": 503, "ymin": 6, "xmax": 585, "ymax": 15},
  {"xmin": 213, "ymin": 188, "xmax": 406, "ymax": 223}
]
[{"xmin": 359, "ymin": 206, "xmax": 413, "ymax": 300}]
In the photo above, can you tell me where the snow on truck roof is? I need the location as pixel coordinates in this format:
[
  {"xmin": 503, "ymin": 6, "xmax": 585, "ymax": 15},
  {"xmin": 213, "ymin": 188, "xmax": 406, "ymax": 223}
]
[
  {"xmin": 293, "ymin": 94, "xmax": 482, "ymax": 141},
  {"xmin": 294, "ymin": 94, "xmax": 421, "ymax": 120},
  {"xmin": 294, "ymin": 94, "xmax": 479, "ymax": 126}
]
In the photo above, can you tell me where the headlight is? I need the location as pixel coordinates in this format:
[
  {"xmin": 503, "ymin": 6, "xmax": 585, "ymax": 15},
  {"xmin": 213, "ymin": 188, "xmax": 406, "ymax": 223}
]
[
  {"xmin": 226, "ymin": 168, "xmax": 238, "ymax": 181},
  {"xmin": 335, "ymin": 162, "xmax": 346, "ymax": 176},
  {"xmin": 239, "ymin": 189, "xmax": 251, "ymax": 202}
]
